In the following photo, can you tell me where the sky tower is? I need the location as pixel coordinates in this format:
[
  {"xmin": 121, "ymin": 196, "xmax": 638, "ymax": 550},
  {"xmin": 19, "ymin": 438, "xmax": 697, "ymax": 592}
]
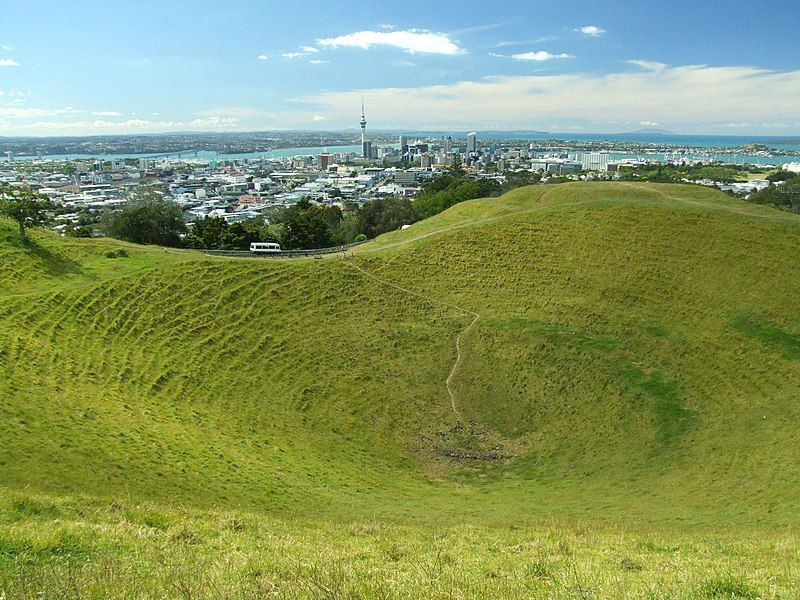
[{"xmin": 360, "ymin": 98, "xmax": 368, "ymax": 158}]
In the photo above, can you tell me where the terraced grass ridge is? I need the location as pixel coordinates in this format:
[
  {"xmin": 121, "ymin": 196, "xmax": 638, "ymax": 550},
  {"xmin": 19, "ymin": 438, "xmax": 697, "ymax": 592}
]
[{"xmin": 1, "ymin": 182, "xmax": 799, "ymax": 598}]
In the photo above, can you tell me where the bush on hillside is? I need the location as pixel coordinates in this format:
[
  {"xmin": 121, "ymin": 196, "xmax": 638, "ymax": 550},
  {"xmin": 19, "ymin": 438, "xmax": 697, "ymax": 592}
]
[
  {"xmin": 413, "ymin": 174, "xmax": 500, "ymax": 219},
  {"xmin": 103, "ymin": 248, "xmax": 129, "ymax": 259},
  {"xmin": 357, "ymin": 197, "xmax": 419, "ymax": 239},
  {"xmin": 103, "ymin": 189, "xmax": 186, "ymax": 246},
  {"xmin": 747, "ymin": 178, "xmax": 800, "ymax": 213}
]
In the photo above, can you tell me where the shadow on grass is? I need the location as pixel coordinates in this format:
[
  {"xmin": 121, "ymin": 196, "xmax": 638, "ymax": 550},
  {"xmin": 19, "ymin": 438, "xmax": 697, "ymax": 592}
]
[
  {"xmin": 18, "ymin": 237, "xmax": 84, "ymax": 278},
  {"xmin": 733, "ymin": 315, "xmax": 800, "ymax": 360}
]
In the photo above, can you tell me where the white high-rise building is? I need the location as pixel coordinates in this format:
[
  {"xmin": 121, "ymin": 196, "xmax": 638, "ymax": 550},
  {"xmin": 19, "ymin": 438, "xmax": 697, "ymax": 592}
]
[
  {"xmin": 580, "ymin": 151, "xmax": 610, "ymax": 171},
  {"xmin": 466, "ymin": 132, "xmax": 477, "ymax": 153},
  {"xmin": 444, "ymin": 135, "xmax": 453, "ymax": 155}
]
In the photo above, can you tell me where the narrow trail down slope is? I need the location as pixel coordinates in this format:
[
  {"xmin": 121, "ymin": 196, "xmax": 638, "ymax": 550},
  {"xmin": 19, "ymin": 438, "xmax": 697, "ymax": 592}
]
[{"xmin": 345, "ymin": 257, "xmax": 478, "ymax": 423}]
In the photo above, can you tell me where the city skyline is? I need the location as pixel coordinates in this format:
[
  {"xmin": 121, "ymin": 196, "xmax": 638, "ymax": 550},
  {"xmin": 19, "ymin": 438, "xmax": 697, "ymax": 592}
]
[{"xmin": 1, "ymin": 0, "xmax": 800, "ymax": 136}]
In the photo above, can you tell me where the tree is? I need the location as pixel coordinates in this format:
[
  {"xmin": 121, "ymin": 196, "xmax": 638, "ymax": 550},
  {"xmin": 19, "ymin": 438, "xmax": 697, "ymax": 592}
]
[
  {"xmin": 413, "ymin": 174, "xmax": 500, "ymax": 219},
  {"xmin": 747, "ymin": 179, "xmax": 800, "ymax": 213},
  {"xmin": 104, "ymin": 189, "xmax": 187, "ymax": 246},
  {"xmin": 449, "ymin": 152, "xmax": 464, "ymax": 176},
  {"xmin": 183, "ymin": 216, "xmax": 227, "ymax": 249},
  {"xmin": 357, "ymin": 197, "xmax": 419, "ymax": 239},
  {"xmin": 221, "ymin": 219, "xmax": 267, "ymax": 250},
  {"xmin": 281, "ymin": 198, "xmax": 335, "ymax": 249},
  {"xmin": 0, "ymin": 185, "xmax": 53, "ymax": 241},
  {"xmin": 766, "ymin": 171, "xmax": 798, "ymax": 184},
  {"xmin": 501, "ymin": 171, "xmax": 542, "ymax": 193},
  {"xmin": 331, "ymin": 210, "xmax": 359, "ymax": 245}
]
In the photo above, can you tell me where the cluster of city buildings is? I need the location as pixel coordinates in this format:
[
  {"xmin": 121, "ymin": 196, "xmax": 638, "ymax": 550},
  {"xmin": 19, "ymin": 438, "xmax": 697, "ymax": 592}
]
[{"xmin": 2, "ymin": 108, "xmax": 797, "ymax": 237}]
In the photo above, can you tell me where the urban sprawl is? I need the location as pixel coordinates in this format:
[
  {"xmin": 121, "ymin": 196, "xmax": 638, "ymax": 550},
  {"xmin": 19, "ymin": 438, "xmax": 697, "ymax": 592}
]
[{"xmin": 3, "ymin": 110, "xmax": 800, "ymax": 240}]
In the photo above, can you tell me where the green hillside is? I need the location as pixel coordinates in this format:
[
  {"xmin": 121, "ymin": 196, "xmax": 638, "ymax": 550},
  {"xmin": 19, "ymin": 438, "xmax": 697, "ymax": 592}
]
[{"xmin": 2, "ymin": 182, "xmax": 799, "ymax": 597}]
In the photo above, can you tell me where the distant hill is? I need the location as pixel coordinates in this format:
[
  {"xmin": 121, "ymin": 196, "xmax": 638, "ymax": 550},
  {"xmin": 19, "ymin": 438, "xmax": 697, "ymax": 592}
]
[{"xmin": 620, "ymin": 127, "xmax": 676, "ymax": 135}]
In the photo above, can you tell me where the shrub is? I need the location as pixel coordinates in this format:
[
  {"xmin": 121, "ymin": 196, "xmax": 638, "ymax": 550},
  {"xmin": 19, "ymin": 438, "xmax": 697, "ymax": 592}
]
[
  {"xmin": 103, "ymin": 248, "xmax": 129, "ymax": 259},
  {"xmin": 700, "ymin": 574, "xmax": 759, "ymax": 599}
]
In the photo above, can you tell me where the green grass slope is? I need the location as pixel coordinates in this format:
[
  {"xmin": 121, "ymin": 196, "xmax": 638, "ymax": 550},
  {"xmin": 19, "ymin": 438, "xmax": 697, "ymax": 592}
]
[
  {"xmin": 2, "ymin": 182, "xmax": 799, "ymax": 597},
  {"xmin": 354, "ymin": 183, "xmax": 800, "ymax": 526}
]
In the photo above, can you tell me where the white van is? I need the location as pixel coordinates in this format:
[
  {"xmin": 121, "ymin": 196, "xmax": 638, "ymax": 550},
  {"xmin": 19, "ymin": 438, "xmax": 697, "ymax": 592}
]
[{"xmin": 249, "ymin": 242, "xmax": 281, "ymax": 254}]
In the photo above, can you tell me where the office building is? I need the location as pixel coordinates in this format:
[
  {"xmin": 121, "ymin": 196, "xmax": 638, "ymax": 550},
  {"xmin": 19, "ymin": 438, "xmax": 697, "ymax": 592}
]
[
  {"xmin": 579, "ymin": 151, "xmax": 610, "ymax": 171},
  {"xmin": 467, "ymin": 132, "xmax": 477, "ymax": 153},
  {"xmin": 318, "ymin": 152, "xmax": 331, "ymax": 171}
]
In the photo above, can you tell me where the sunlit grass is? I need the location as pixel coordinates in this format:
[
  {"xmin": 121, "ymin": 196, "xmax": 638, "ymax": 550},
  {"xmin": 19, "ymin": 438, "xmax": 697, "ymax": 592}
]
[{"xmin": 1, "ymin": 182, "xmax": 799, "ymax": 597}]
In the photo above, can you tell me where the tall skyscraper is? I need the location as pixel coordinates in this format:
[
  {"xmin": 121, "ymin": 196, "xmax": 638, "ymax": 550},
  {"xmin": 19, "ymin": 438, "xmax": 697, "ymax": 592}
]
[
  {"xmin": 318, "ymin": 152, "xmax": 331, "ymax": 171},
  {"xmin": 444, "ymin": 136, "xmax": 453, "ymax": 155},
  {"xmin": 467, "ymin": 132, "xmax": 477, "ymax": 153}
]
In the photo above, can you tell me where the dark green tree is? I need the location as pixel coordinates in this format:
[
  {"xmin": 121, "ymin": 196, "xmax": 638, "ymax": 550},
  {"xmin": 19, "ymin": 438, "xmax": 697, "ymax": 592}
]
[
  {"xmin": 748, "ymin": 179, "xmax": 800, "ymax": 213},
  {"xmin": 103, "ymin": 189, "xmax": 187, "ymax": 246},
  {"xmin": 357, "ymin": 197, "xmax": 419, "ymax": 239},
  {"xmin": 413, "ymin": 175, "xmax": 500, "ymax": 219},
  {"xmin": 0, "ymin": 185, "xmax": 53, "ymax": 241},
  {"xmin": 221, "ymin": 219, "xmax": 268, "ymax": 250},
  {"xmin": 449, "ymin": 152, "xmax": 464, "ymax": 176},
  {"xmin": 183, "ymin": 216, "xmax": 227, "ymax": 249},
  {"xmin": 282, "ymin": 198, "xmax": 335, "ymax": 249}
]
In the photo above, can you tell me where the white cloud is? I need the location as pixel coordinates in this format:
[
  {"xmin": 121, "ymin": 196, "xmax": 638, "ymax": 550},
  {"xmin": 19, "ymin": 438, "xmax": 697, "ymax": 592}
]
[
  {"xmin": 257, "ymin": 54, "xmax": 269, "ymax": 61},
  {"xmin": 309, "ymin": 59, "xmax": 329, "ymax": 65},
  {"xmin": 0, "ymin": 119, "xmax": 183, "ymax": 134},
  {"xmin": 627, "ymin": 59, "xmax": 668, "ymax": 71},
  {"xmin": 92, "ymin": 111, "xmax": 123, "ymax": 117},
  {"xmin": 0, "ymin": 106, "xmax": 78, "ymax": 117},
  {"xmin": 196, "ymin": 106, "xmax": 265, "ymax": 119},
  {"xmin": 576, "ymin": 25, "xmax": 606, "ymax": 36},
  {"xmin": 0, "ymin": 59, "xmax": 20, "ymax": 67},
  {"xmin": 9, "ymin": 62, "xmax": 800, "ymax": 135},
  {"xmin": 188, "ymin": 116, "xmax": 241, "ymax": 129},
  {"xmin": 511, "ymin": 51, "xmax": 574, "ymax": 61},
  {"xmin": 317, "ymin": 29, "xmax": 464, "ymax": 55},
  {"xmin": 1, "ymin": 45, "xmax": 13, "ymax": 51},
  {"xmin": 281, "ymin": 46, "xmax": 319, "ymax": 59},
  {"xmin": 494, "ymin": 37, "xmax": 558, "ymax": 48},
  {"xmin": 450, "ymin": 23, "xmax": 506, "ymax": 36},
  {"xmin": 294, "ymin": 63, "xmax": 800, "ymax": 132}
]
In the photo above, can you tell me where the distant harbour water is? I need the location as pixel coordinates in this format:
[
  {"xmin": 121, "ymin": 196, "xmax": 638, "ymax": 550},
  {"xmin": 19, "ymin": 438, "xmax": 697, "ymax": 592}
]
[
  {"xmin": 10, "ymin": 144, "xmax": 367, "ymax": 163},
  {"xmin": 8, "ymin": 134, "xmax": 800, "ymax": 166}
]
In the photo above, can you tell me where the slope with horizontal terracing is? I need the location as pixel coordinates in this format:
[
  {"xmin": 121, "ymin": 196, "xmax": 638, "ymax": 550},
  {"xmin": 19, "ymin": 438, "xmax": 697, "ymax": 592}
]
[{"xmin": 1, "ymin": 182, "xmax": 798, "ymax": 528}]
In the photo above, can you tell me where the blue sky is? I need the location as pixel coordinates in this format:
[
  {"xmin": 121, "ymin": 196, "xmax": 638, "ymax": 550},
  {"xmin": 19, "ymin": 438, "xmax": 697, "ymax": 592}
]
[{"xmin": 1, "ymin": 0, "xmax": 799, "ymax": 136}]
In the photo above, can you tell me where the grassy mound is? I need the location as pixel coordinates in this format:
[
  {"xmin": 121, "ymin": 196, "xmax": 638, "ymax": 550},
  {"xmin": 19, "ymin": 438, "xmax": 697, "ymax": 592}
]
[{"xmin": 1, "ymin": 182, "xmax": 799, "ymax": 596}]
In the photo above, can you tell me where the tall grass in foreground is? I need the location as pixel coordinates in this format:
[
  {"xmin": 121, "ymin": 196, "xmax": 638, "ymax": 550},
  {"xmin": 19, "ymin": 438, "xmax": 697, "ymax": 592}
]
[{"xmin": 1, "ymin": 491, "xmax": 796, "ymax": 599}]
